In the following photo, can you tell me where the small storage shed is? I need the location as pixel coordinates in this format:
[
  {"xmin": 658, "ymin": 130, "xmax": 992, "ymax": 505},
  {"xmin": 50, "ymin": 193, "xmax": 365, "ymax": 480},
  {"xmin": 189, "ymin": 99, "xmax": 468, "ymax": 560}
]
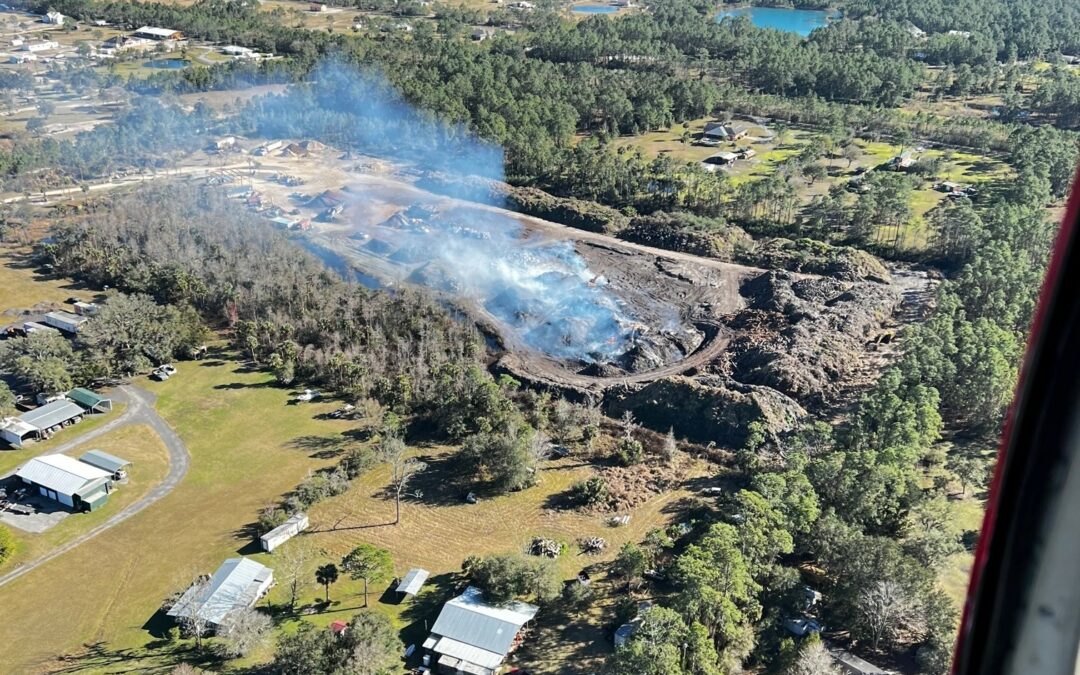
[
  {"xmin": 68, "ymin": 388, "xmax": 113, "ymax": 413},
  {"xmin": 80, "ymin": 449, "xmax": 131, "ymax": 478},
  {"xmin": 396, "ymin": 568, "xmax": 430, "ymax": 598},
  {"xmin": 260, "ymin": 512, "xmax": 309, "ymax": 552}
]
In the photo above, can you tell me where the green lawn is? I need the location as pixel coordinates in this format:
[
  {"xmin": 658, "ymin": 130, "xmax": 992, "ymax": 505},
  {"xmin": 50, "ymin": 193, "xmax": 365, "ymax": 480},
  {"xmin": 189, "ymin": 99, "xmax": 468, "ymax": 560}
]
[
  {"xmin": 939, "ymin": 496, "xmax": 986, "ymax": 607},
  {"xmin": 3, "ymin": 423, "xmax": 170, "ymax": 568}
]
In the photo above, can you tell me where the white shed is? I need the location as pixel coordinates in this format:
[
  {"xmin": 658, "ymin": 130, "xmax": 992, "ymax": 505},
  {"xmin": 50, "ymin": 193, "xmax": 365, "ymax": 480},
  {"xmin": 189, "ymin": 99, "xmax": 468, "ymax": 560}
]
[{"xmin": 260, "ymin": 512, "xmax": 309, "ymax": 552}]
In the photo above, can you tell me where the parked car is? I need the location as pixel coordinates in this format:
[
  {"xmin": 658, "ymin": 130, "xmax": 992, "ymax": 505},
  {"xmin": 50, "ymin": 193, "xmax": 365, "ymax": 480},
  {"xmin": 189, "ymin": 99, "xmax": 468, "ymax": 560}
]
[
  {"xmin": 296, "ymin": 389, "xmax": 320, "ymax": 402},
  {"xmin": 150, "ymin": 369, "xmax": 170, "ymax": 381},
  {"xmin": 159, "ymin": 364, "xmax": 177, "ymax": 376}
]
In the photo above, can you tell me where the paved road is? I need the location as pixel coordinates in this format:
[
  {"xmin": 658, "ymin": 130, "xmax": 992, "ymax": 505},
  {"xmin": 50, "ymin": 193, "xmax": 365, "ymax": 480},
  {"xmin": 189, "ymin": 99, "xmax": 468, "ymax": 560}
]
[{"xmin": 0, "ymin": 385, "xmax": 190, "ymax": 588}]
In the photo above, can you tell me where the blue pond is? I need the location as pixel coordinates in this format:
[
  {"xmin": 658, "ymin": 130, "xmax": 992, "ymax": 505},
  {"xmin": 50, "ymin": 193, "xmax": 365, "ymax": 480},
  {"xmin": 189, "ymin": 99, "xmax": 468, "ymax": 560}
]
[
  {"xmin": 146, "ymin": 58, "xmax": 190, "ymax": 69},
  {"xmin": 572, "ymin": 4, "xmax": 619, "ymax": 13},
  {"xmin": 716, "ymin": 6, "xmax": 836, "ymax": 36}
]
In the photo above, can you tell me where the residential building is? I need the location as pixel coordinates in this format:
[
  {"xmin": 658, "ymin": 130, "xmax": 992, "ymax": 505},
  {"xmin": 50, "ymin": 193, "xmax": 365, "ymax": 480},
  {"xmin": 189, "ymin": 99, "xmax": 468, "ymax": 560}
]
[
  {"xmin": 43, "ymin": 11, "xmax": 64, "ymax": 25},
  {"xmin": 14, "ymin": 454, "xmax": 114, "ymax": 511},
  {"xmin": 422, "ymin": 586, "xmax": 538, "ymax": 675},
  {"xmin": 167, "ymin": 558, "xmax": 274, "ymax": 628},
  {"xmin": 73, "ymin": 301, "xmax": 100, "ymax": 316},
  {"xmin": 703, "ymin": 121, "xmax": 756, "ymax": 142}
]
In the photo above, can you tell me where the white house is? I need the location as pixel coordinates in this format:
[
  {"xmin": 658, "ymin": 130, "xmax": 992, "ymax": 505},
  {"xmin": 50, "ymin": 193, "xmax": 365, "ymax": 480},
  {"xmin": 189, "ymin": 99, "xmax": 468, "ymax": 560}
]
[
  {"xmin": 43, "ymin": 11, "xmax": 65, "ymax": 25},
  {"xmin": 423, "ymin": 586, "xmax": 538, "ymax": 675},
  {"xmin": 168, "ymin": 558, "xmax": 274, "ymax": 628},
  {"xmin": 14, "ymin": 454, "xmax": 113, "ymax": 510},
  {"xmin": 259, "ymin": 512, "xmax": 309, "ymax": 552},
  {"xmin": 44, "ymin": 310, "xmax": 89, "ymax": 334},
  {"xmin": 221, "ymin": 45, "xmax": 255, "ymax": 58}
]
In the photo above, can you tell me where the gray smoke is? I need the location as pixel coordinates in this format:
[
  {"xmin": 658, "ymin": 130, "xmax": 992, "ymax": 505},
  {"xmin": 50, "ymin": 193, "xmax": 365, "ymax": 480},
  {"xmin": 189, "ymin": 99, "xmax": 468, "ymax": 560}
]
[{"xmin": 253, "ymin": 61, "xmax": 639, "ymax": 362}]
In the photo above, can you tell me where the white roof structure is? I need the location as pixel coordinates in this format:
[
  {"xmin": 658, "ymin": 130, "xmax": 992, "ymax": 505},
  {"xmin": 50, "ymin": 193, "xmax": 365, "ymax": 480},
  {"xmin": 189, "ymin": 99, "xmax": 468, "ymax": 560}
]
[
  {"xmin": 396, "ymin": 568, "xmax": 430, "ymax": 596},
  {"xmin": 425, "ymin": 586, "xmax": 538, "ymax": 673},
  {"xmin": 168, "ymin": 558, "xmax": 273, "ymax": 626},
  {"xmin": 134, "ymin": 26, "xmax": 180, "ymax": 38},
  {"xmin": 16, "ymin": 454, "xmax": 111, "ymax": 496}
]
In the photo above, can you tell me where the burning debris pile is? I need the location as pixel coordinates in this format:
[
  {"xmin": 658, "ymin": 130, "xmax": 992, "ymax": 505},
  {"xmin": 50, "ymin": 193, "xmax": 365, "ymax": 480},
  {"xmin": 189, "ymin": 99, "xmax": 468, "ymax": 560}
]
[{"xmin": 353, "ymin": 203, "xmax": 691, "ymax": 367}]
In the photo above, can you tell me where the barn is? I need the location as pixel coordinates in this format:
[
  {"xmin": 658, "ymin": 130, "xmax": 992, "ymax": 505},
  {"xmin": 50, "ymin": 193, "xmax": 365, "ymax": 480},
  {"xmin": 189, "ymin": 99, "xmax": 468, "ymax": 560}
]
[{"xmin": 14, "ymin": 454, "xmax": 114, "ymax": 511}]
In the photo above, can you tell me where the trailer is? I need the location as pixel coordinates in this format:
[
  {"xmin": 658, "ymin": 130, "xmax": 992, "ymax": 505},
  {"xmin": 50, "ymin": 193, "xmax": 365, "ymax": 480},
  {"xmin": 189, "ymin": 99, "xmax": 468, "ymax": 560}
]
[{"xmin": 260, "ymin": 512, "xmax": 309, "ymax": 552}]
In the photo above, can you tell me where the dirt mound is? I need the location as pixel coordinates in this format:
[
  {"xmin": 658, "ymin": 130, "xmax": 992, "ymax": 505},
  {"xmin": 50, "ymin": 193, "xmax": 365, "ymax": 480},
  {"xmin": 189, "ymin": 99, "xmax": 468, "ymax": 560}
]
[
  {"xmin": 605, "ymin": 374, "xmax": 806, "ymax": 447},
  {"xmin": 745, "ymin": 237, "xmax": 891, "ymax": 283},
  {"xmin": 727, "ymin": 271, "xmax": 901, "ymax": 404}
]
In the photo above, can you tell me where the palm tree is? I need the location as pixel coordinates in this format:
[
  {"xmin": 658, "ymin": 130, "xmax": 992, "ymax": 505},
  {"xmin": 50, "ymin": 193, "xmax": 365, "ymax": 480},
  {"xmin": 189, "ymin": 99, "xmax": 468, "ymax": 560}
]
[{"xmin": 316, "ymin": 563, "xmax": 339, "ymax": 602}]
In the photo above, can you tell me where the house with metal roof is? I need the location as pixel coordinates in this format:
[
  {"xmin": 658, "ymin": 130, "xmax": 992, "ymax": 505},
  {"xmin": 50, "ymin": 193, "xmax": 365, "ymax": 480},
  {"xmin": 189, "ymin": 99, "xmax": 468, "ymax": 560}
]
[
  {"xmin": 422, "ymin": 586, "xmax": 538, "ymax": 675},
  {"xmin": 15, "ymin": 454, "xmax": 114, "ymax": 510},
  {"xmin": 1, "ymin": 400, "xmax": 86, "ymax": 447},
  {"xmin": 396, "ymin": 568, "xmax": 430, "ymax": 598},
  {"xmin": 167, "ymin": 558, "xmax": 274, "ymax": 627},
  {"xmin": 68, "ymin": 388, "xmax": 113, "ymax": 413},
  {"xmin": 80, "ymin": 449, "xmax": 131, "ymax": 477}
]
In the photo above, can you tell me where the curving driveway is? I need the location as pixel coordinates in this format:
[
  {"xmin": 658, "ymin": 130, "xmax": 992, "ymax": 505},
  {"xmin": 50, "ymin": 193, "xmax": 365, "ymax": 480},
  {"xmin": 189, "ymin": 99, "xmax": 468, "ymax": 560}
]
[{"xmin": 0, "ymin": 385, "xmax": 189, "ymax": 588}]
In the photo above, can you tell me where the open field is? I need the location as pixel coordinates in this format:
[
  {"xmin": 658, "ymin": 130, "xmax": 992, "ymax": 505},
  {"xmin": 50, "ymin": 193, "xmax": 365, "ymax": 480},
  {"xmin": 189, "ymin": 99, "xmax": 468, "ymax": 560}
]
[
  {"xmin": 0, "ymin": 249, "xmax": 105, "ymax": 316},
  {"xmin": 3, "ymin": 423, "xmax": 170, "ymax": 568},
  {"xmin": 939, "ymin": 492, "xmax": 989, "ymax": 607}
]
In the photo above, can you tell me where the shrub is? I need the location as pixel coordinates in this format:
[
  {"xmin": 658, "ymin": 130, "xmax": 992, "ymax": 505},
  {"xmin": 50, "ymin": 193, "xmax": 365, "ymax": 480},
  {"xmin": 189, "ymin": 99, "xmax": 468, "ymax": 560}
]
[
  {"xmin": 562, "ymin": 580, "xmax": 594, "ymax": 607},
  {"xmin": 614, "ymin": 438, "xmax": 644, "ymax": 466},
  {"xmin": 569, "ymin": 476, "xmax": 609, "ymax": 507},
  {"xmin": 257, "ymin": 506, "xmax": 288, "ymax": 534}
]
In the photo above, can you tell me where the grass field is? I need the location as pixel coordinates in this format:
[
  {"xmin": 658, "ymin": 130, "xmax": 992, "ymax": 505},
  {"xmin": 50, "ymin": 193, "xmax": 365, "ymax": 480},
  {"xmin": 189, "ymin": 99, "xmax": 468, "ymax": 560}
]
[
  {"xmin": 0, "ymin": 249, "xmax": 102, "ymax": 317},
  {"xmin": 0, "ymin": 358, "xmax": 354, "ymax": 673},
  {"xmin": 939, "ymin": 495, "xmax": 987, "ymax": 608},
  {"xmin": 3, "ymin": 423, "xmax": 170, "ymax": 568}
]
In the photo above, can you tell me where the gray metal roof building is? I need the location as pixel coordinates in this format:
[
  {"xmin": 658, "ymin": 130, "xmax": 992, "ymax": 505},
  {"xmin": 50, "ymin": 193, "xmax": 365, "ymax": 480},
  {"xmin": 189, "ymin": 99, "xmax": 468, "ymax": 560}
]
[
  {"xmin": 21, "ymin": 400, "xmax": 86, "ymax": 431},
  {"xmin": 80, "ymin": 449, "xmax": 131, "ymax": 474},
  {"xmin": 15, "ymin": 454, "xmax": 113, "ymax": 510},
  {"xmin": 423, "ymin": 586, "xmax": 538, "ymax": 675},
  {"xmin": 168, "ymin": 558, "xmax": 274, "ymax": 627}
]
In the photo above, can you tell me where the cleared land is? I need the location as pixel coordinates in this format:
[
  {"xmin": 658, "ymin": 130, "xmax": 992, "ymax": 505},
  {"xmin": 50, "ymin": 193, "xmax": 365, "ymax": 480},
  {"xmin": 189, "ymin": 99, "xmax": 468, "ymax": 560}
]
[{"xmin": 612, "ymin": 119, "xmax": 1012, "ymax": 252}]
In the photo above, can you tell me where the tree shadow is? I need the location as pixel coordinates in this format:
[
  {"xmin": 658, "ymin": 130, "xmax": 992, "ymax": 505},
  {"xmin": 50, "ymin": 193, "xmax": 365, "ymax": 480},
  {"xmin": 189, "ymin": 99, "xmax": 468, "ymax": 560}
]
[
  {"xmin": 288, "ymin": 434, "xmax": 346, "ymax": 457},
  {"xmin": 400, "ymin": 453, "xmax": 469, "ymax": 507},
  {"xmin": 212, "ymin": 380, "xmax": 275, "ymax": 390}
]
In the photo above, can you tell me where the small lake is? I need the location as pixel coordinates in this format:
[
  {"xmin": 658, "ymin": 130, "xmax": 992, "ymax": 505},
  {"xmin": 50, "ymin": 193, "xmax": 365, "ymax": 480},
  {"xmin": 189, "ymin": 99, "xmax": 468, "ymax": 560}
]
[
  {"xmin": 146, "ymin": 58, "xmax": 190, "ymax": 69},
  {"xmin": 572, "ymin": 4, "xmax": 619, "ymax": 13},
  {"xmin": 715, "ymin": 6, "xmax": 836, "ymax": 36}
]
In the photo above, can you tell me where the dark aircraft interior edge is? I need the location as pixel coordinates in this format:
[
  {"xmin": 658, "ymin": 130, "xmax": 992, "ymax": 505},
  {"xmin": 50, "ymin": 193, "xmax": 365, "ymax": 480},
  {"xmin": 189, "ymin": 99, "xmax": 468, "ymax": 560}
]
[{"xmin": 954, "ymin": 167, "xmax": 1080, "ymax": 675}]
